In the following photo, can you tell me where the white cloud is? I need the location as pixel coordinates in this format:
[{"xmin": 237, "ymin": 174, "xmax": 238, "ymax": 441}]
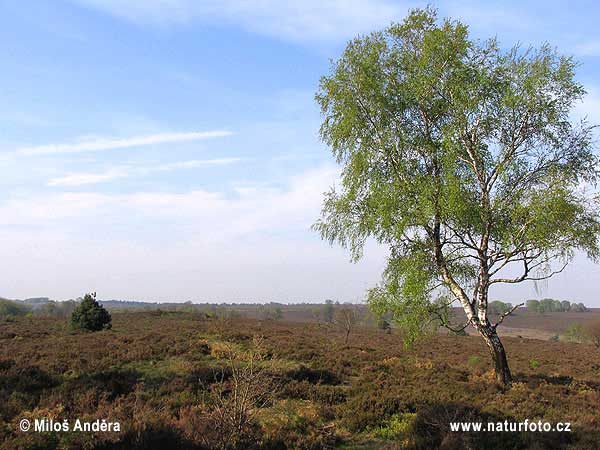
[
  {"xmin": 0, "ymin": 192, "xmax": 110, "ymax": 223},
  {"xmin": 13, "ymin": 164, "xmax": 338, "ymax": 238},
  {"xmin": 69, "ymin": 0, "xmax": 410, "ymax": 43},
  {"xmin": 46, "ymin": 158, "xmax": 243, "ymax": 187},
  {"xmin": 0, "ymin": 163, "xmax": 391, "ymax": 302},
  {"xmin": 17, "ymin": 130, "xmax": 233, "ymax": 156}
]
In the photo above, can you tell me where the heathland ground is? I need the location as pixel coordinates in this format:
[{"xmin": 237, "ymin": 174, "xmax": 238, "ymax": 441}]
[{"xmin": 1, "ymin": 307, "xmax": 599, "ymax": 449}]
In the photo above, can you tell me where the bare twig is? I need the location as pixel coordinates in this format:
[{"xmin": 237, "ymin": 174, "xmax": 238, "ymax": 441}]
[{"xmin": 492, "ymin": 303, "xmax": 524, "ymax": 330}]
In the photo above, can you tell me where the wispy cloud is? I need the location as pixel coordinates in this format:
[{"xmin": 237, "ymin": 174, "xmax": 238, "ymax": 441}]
[
  {"xmin": 0, "ymin": 164, "xmax": 390, "ymax": 302},
  {"xmin": 47, "ymin": 169, "xmax": 127, "ymax": 187},
  {"xmin": 47, "ymin": 158, "xmax": 243, "ymax": 186},
  {"xmin": 4, "ymin": 164, "xmax": 339, "ymax": 236},
  {"xmin": 69, "ymin": 0, "xmax": 409, "ymax": 43},
  {"xmin": 17, "ymin": 131, "xmax": 233, "ymax": 156},
  {"xmin": 151, "ymin": 158, "xmax": 243, "ymax": 172}
]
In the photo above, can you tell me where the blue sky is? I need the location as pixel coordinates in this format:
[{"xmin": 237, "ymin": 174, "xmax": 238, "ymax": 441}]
[{"xmin": 1, "ymin": 1, "xmax": 599, "ymax": 304}]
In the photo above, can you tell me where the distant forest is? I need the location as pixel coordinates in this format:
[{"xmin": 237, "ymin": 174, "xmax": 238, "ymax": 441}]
[{"xmin": 0, "ymin": 295, "xmax": 591, "ymax": 321}]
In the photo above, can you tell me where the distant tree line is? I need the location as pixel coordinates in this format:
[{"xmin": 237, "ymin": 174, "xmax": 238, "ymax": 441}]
[
  {"xmin": 0, "ymin": 299, "xmax": 31, "ymax": 317},
  {"xmin": 1, "ymin": 293, "xmax": 112, "ymax": 333},
  {"xmin": 0, "ymin": 298, "xmax": 79, "ymax": 318},
  {"xmin": 467, "ymin": 299, "xmax": 589, "ymax": 319},
  {"xmin": 526, "ymin": 299, "xmax": 588, "ymax": 313}
]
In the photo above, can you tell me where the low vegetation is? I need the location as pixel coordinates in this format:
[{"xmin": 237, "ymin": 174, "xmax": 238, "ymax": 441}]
[
  {"xmin": 0, "ymin": 298, "xmax": 30, "ymax": 317},
  {"xmin": 333, "ymin": 307, "xmax": 358, "ymax": 345},
  {"xmin": 1, "ymin": 312, "xmax": 599, "ymax": 449},
  {"xmin": 584, "ymin": 318, "xmax": 600, "ymax": 349}
]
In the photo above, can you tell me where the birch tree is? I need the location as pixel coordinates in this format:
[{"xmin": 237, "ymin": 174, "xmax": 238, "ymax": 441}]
[
  {"xmin": 334, "ymin": 307, "xmax": 358, "ymax": 345},
  {"xmin": 314, "ymin": 8, "xmax": 599, "ymax": 385}
]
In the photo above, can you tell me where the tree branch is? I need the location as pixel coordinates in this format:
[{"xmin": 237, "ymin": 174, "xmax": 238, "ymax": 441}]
[
  {"xmin": 492, "ymin": 302, "xmax": 524, "ymax": 329},
  {"xmin": 490, "ymin": 261, "xmax": 568, "ymax": 284}
]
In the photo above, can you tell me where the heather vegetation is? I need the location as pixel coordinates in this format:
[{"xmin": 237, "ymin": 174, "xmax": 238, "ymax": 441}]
[
  {"xmin": 1, "ymin": 311, "xmax": 599, "ymax": 449},
  {"xmin": 584, "ymin": 319, "xmax": 600, "ymax": 349}
]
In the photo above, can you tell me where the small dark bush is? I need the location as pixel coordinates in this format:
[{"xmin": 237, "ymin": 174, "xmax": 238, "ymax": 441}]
[
  {"xmin": 288, "ymin": 365, "xmax": 341, "ymax": 385},
  {"xmin": 0, "ymin": 364, "xmax": 58, "ymax": 393},
  {"xmin": 260, "ymin": 408, "xmax": 339, "ymax": 450},
  {"xmin": 341, "ymin": 385, "xmax": 405, "ymax": 432},
  {"xmin": 61, "ymin": 369, "xmax": 140, "ymax": 399},
  {"xmin": 71, "ymin": 293, "xmax": 112, "ymax": 331}
]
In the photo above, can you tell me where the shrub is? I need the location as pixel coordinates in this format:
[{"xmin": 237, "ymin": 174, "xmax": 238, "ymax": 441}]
[
  {"xmin": 333, "ymin": 307, "xmax": 358, "ymax": 345},
  {"xmin": 196, "ymin": 339, "xmax": 211, "ymax": 355},
  {"xmin": 452, "ymin": 328, "xmax": 468, "ymax": 336},
  {"xmin": 411, "ymin": 403, "xmax": 526, "ymax": 450},
  {"xmin": 259, "ymin": 306, "xmax": 283, "ymax": 321},
  {"xmin": 377, "ymin": 317, "xmax": 391, "ymax": 333},
  {"xmin": 200, "ymin": 336, "xmax": 275, "ymax": 450},
  {"xmin": 340, "ymin": 374, "xmax": 406, "ymax": 433},
  {"xmin": 583, "ymin": 319, "xmax": 600, "ymax": 349},
  {"xmin": 70, "ymin": 293, "xmax": 112, "ymax": 331},
  {"xmin": 529, "ymin": 359, "xmax": 541, "ymax": 369},
  {"xmin": 467, "ymin": 356, "xmax": 481, "ymax": 366},
  {"xmin": 288, "ymin": 365, "xmax": 341, "ymax": 385},
  {"xmin": 260, "ymin": 401, "xmax": 340, "ymax": 450},
  {"xmin": 210, "ymin": 341, "xmax": 235, "ymax": 359},
  {"xmin": 0, "ymin": 299, "xmax": 30, "ymax": 317},
  {"xmin": 488, "ymin": 301, "xmax": 512, "ymax": 316},
  {"xmin": 565, "ymin": 323, "xmax": 584, "ymax": 343},
  {"xmin": 375, "ymin": 412, "xmax": 416, "ymax": 440}
]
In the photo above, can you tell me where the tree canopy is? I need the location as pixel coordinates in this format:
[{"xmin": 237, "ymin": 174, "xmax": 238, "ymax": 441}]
[{"xmin": 314, "ymin": 7, "xmax": 599, "ymax": 384}]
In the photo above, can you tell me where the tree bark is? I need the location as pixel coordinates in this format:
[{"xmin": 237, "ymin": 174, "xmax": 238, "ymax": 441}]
[{"xmin": 478, "ymin": 324, "xmax": 512, "ymax": 385}]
